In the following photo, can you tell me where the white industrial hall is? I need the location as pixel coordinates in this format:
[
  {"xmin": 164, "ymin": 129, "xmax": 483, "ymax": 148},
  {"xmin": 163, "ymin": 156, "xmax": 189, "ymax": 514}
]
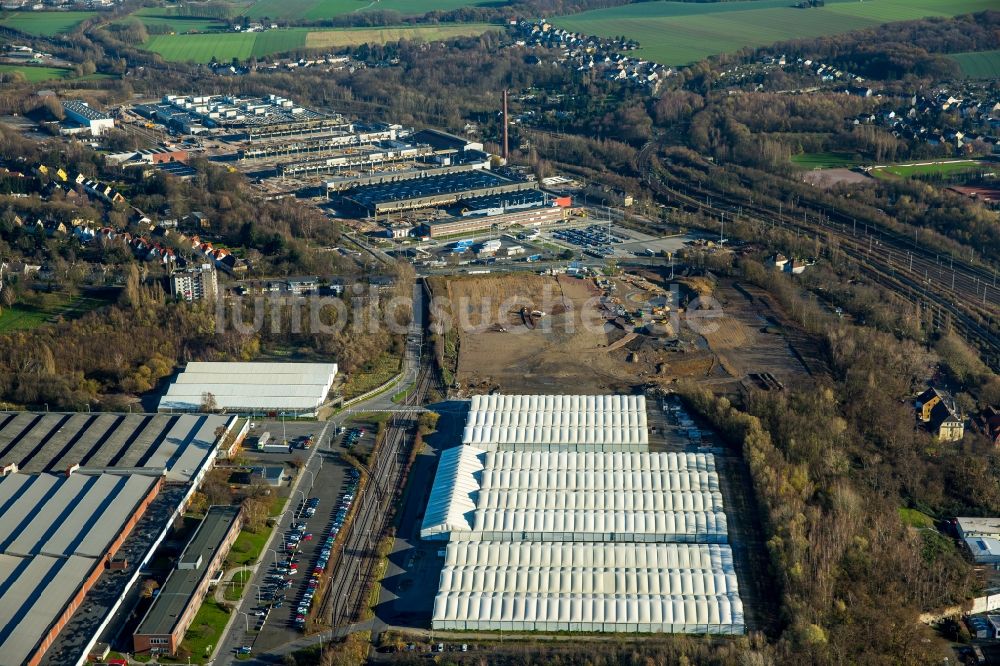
[
  {"xmin": 462, "ymin": 393, "xmax": 649, "ymax": 450},
  {"xmin": 157, "ymin": 361, "xmax": 337, "ymax": 416},
  {"xmin": 433, "ymin": 542, "xmax": 743, "ymax": 633},
  {"xmin": 420, "ymin": 446, "xmax": 728, "ymax": 543},
  {"xmin": 423, "ymin": 394, "xmax": 745, "ymax": 635}
]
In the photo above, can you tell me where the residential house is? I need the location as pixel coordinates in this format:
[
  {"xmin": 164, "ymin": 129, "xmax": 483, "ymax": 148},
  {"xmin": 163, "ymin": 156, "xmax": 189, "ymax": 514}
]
[{"xmin": 915, "ymin": 387, "xmax": 964, "ymax": 440}]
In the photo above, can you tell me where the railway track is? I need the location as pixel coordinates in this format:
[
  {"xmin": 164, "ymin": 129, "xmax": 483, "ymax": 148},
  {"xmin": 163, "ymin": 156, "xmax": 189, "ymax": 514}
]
[
  {"xmin": 634, "ymin": 143, "xmax": 1000, "ymax": 368},
  {"xmin": 323, "ymin": 364, "xmax": 434, "ymax": 629}
]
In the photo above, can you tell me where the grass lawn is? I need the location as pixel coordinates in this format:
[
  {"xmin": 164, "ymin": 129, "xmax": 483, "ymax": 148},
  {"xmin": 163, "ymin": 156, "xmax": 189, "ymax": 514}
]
[
  {"xmin": 340, "ymin": 353, "xmax": 401, "ymax": 400},
  {"xmin": 790, "ymin": 151, "xmax": 862, "ymax": 169},
  {"xmin": 244, "ymin": 0, "xmax": 492, "ymax": 20},
  {"xmin": 949, "ymin": 49, "xmax": 1000, "ymax": 79},
  {"xmin": 228, "ymin": 528, "xmax": 270, "ymax": 566},
  {"xmin": 173, "ymin": 600, "xmax": 230, "ymax": 664},
  {"xmin": 224, "ymin": 578, "xmax": 247, "ymax": 601},
  {"xmin": 0, "ymin": 293, "xmax": 114, "ymax": 332},
  {"xmin": 554, "ymin": 0, "xmax": 998, "ymax": 66},
  {"xmin": 0, "ymin": 11, "xmax": 96, "ymax": 35},
  {"xmin": 269, "ymin": 492, "xmax": 289, "ymax": 518},
  {"xmin": 899, "ymin": 507, "xmax": 935, "ymax": 529},
  {"xmin": 872, "ymin": 160, "xmax": 984, "ymax": 179},
  {"xmin": 0, "ymin": 64, "xmax": 73, "ymax": 82}
]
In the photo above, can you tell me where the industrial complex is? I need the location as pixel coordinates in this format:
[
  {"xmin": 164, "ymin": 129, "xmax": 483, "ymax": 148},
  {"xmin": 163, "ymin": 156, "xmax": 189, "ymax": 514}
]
[
  {"xmin": 0, "ymin": 471, "xmax": 161, "ymax": 666},
  {"xmin": 0, "ymin": 410, "xmax": 247, "ymax": 666},
  {"xmin": 421, "ymin": 394, "xmax": 744, "ymax": 635}
]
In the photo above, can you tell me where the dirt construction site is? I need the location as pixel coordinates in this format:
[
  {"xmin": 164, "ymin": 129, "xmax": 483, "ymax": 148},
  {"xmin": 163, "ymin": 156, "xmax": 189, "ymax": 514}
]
[{"xmin": 429, "ymin": 270, "xmax": 820, "ymax": 396}]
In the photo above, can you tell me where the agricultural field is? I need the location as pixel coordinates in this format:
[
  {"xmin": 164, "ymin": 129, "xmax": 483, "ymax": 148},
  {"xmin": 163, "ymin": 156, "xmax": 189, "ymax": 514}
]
[
  {"xmin": 948, "ymin": 50, "xmax": 1000, "ymax": 79},
  {"xmin": 0, "ymin": 64, "xmax": 73, "ymax": 82},
  {"xmin": 143, "ymin": 29, "xmax": 305, "ymax": 61},
  {"xmin": 142, "ymin": 23, "xmax": 492, "ymax": 61},
  {"xmin": 126, "ymin": 8, "xmax": 229, "ymax": 33},
  {"xmin": 554, "ymin": 0, "xmax": 999, "ymax": 66},
  {"xmin": 302, "ymin": 23, "xmax": 492, "ymax": 48},
  {"xmin": 871, "ymin": 160, "xmax": 987, "ymax": 180},
  {"xmin": 243, "ymin": 0, "xmax": 492, "ymax": 21},
  {"xmin": 0, "ymin": 11, "xmax": 96, "ymax": 36}
]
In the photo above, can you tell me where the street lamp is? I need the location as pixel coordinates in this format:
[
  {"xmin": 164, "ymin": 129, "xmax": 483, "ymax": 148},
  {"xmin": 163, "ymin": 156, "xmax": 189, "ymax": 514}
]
[{"xmin": 237, "ymin": 611, "xmax": 250, "ymax": 633}]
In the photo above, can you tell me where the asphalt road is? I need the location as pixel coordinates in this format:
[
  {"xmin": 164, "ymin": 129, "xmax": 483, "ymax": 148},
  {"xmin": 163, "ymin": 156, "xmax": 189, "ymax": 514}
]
[
  {"xmin": 213, "ymin": 421, "xmax": 335, "ymax": 663},
  {"xmin": 215, "ymin": 281, "xmax": 427, "ymax": 664}
]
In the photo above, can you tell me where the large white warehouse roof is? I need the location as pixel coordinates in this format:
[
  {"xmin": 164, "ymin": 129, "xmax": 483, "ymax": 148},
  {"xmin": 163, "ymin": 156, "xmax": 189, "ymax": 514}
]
[
  {"xmin": 433, "ymin": 542, "xmax": 744, "ymax": 634},
  {"xmin": 158, "ymin": 361, "xmax": 337, "ymax": 415},
  {"xmin": 421, "ymin": 447, "xmax": 727, "ymax": 542},
  {"xmin": 462, "ymin": 394, "xmax": 649, "ymax": 449}
]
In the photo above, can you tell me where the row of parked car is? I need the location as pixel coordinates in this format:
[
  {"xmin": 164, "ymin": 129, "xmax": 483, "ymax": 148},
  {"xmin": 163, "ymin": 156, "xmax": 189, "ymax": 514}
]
[
  {"xmin": 292, "ymin": 468, "xmax": 361, "ymax": 629},
  {"xmin": 554, "ymin": 224, "xmax": 626, "ymax": 250},
  {"xmin": 341, "ymin": 427, "xmax": 365, "ymax": 451}
]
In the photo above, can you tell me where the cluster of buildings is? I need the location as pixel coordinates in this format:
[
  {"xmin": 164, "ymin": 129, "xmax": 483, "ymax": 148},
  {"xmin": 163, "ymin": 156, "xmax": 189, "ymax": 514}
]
[
  {"xmin": 850, "ymin": 87, "xmax": 1000, "ymax": 154},
  {"xmin": 511, "ymin": 20, "xmax": 668, "ymax": 91},
  {"xmin": 0, "ymin": 358, "xmax": 346, "ymax": 664},
  {"xmin": 0, "ymin": 411, "xmax": 248, "ymax": 665},
  {"xmin": 134, "ymin": 94, "xmax": 339, "ymax": 137},
  {"xmin": 1, "ymin": 0, "xmax": 116, "ymax": 10},
  {"xmin": 422, "ymin": 394, "xmax": 744, "ymax": 634}
]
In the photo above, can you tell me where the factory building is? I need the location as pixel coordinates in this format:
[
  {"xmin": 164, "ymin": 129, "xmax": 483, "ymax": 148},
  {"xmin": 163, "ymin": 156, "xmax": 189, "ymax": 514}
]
[
  {"xmin": 0, "ymin": 471, "xmax": 162, "ymax": 666},
  {"xmin": 61, "ymin": 100, "xmax": 115, "ymax": 136},
  {"xmin": 421, "ymin": 204, "xmax": 568, "ymax": 239},
  {"xmin": 462, "ymin": 393, "xmax": 648, "ymax": 450},
  {"xmin": 133, "ymin": 505, "xmax": 243, "ymax": 656},
  {"xmin": 158, "ymin": 361, "xmax": 338, "ymax": 416},
  {"xmin": 0, "ymin": 412, "xmax": 244, "ymax": 665},
  {"xmin": 338, "ymin": 168, "xmax": 535, "ymax": 216},
  {"xmin": 422, "ymin": 394, "xmax": 743, "ymax": 635},
  {"xmin": 434, "ymin": 541, "xmax": 743, "ymax": 634},
  {"xmin": 421, "ymin": 447, "xmax": 726, "ymax": 543}
]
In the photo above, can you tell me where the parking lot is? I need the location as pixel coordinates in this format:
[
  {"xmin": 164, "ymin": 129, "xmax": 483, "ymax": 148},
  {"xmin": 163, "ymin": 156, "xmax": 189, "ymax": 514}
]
[{"xmin": 231, "ymin": 422, "xmax": 380, "ymax": 656}]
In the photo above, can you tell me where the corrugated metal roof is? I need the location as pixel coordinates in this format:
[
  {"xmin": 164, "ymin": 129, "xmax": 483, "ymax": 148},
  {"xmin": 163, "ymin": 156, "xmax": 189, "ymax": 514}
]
[
  {"xmin": 158, "ymin": 362, "xmax": 337, "ymax": 413},
  {"xmin": 0, "ymin": 553, "xmax": 95, "ymax": 665}
]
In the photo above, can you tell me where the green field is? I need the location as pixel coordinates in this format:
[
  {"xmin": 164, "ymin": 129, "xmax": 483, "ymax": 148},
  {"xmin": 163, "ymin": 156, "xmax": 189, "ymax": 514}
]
[
  {"xmin": 128, "ymin": 8, "xmax": 229, "ymax": 33},
  {"xmin": 143, "ymin": 23, "xmax": 492, "ymax": 61},
  {"xmin": 949, "ymin": 49, "xmax": 1000, "ymax": 79},
  {"xmin": 790, "ymin": 151, "xmax": 862, "ymax": 169},
  {"xmin": 872, "ymin": 160, "xmax": 984, "ymax": 179},
  {"xmin": 244, "ymin": 0, "xmax": 492, "ymax": 20},
  {"xmin": 0, "ymin": 293, "xmax": 113, "ymax": 332},
  {"xmin": 0, "ymin": 64, "xmax": 73, "ymax": 82},
  {"xmin": 0, "ymin": 11, "xmax": 96, "ymax": 36},
  {"xmin": 144, "ymin": 29, "xmax": 306, "ymax": 61},
  {"xmin": 554, "ymin": 0, "xmax": 999, "ymax": 66}
]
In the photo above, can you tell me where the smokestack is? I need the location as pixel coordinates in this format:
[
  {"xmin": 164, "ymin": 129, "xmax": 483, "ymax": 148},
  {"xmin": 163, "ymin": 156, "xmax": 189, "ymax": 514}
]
[{"xmin": 502, "ymin": 89, "xmax": 509, "ymax": 161}]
